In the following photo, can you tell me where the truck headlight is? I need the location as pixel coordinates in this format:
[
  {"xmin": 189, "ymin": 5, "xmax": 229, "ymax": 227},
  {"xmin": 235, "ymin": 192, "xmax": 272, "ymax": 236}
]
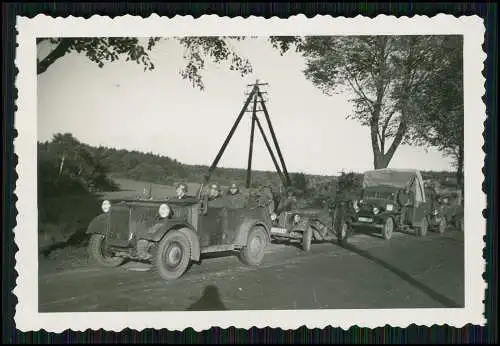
[
  {"xmin": 101, "ymin": 200, "xmax": 111, "ymax": 213},
  {"xmin": 294, "ymin": 214, "xmax": 301, "ymax": 223},
  {"xmin": 159, "ymin": 203, "xmax": 171, "ymax": 218},
  {"xmin": 270, "ymin": 213, "xmax": 277, "ymax": 221},
  {"xmin": 373, "ymin": 207, "xmax": 380, "ymax": 215},
  {"xmin": 353, "ymin": 200, "xmax": 360, "ymax": 213},
  {"xmin": 386, "ymin": 204, "xmax": 394, "ymax": 211}
]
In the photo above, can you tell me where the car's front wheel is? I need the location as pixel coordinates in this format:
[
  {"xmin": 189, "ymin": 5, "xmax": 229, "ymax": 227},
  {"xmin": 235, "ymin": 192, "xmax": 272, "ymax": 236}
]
[
  {"xmin": 239, "ymin": 226, "xmax": 268, "ymax": 266},
  {"xmin": 88, "ymin": 233, "xmax": 125, "ymax": 268},
  {"xmin": 154, "ymin": 230, "xmax": 192, "ymax": 281},
  {"xmin": 382, "ymin": 217, "xmax": 394, "ymax": 240},
  {"xmin": 302, "ymin": 227, "xmax": 313, "ymax": 252}
]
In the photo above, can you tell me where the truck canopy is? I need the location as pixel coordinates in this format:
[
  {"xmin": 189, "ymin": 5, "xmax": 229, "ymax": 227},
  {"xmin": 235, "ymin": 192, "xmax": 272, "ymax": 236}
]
[{"xmin": 362, "ymin": 168, "xmax": 426, "ymax": 203}]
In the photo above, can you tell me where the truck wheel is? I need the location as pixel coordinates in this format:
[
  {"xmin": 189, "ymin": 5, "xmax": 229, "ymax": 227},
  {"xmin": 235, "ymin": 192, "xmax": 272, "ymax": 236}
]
[
  {"xmin": 302, "ymin": 227, "xmax": 313, "ymax": 252},
  {"xmin": 418, "ymin": 217, "xmax": 428, "ymax": 237},
  {"xmin": 337, "ymin": 221, "xmax": 349, "ymax": 245},
  {"xmin": 438, "ymin": 217, "xmax": 447, "ymax": 234},
  {"xmin": 88, "ymin": 233, "xmax": 125, "ymax": 268},
  {"xmin": 239, "ymin": 226, "xmax": 268, "ymax": 266},
  {"xmin": 382, "ymin": 217, "xmax": 394, "ymax": 240},
  {"xmin": 154, "ymin": 230, "xmax": 191, "ymax": 281}
]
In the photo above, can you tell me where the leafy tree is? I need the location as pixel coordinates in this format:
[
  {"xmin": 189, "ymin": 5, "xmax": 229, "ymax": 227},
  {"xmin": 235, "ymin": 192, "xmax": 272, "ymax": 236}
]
[
  {"xmin": 270, "ymin": 35, "xmax": 459, "ymax": 169},
  {"xmin": 408, "ymin": 36, "xmax": 464, "ymax": 191},
  {"xmin": 37, "ymin": 37, "xmax": 252, "ymax": 90}
]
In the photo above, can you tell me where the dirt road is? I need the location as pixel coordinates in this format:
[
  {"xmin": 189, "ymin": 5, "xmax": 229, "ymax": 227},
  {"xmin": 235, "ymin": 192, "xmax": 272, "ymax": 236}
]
[{"xmin": 38, "ymin": 229, "xmax": 464, "ymax": 312}]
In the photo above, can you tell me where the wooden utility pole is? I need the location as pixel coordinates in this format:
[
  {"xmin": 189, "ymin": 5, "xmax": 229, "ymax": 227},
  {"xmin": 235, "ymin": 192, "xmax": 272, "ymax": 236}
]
[
  {"xmin": 205, "ymin": 80, "xmax": 290, "ymax": 189},
  {"xmin": 246, "ymin": 95, "xmax": 258, "ymax": 188}
]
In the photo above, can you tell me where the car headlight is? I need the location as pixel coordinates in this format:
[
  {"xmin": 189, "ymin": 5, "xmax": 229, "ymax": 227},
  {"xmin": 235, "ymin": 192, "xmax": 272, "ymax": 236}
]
[
  {"xmin": 270, "ymin": 213, "xmax": 277, "ymax": 221},
  {"xmin": 159, "ymin": 203, "xmax": 171, "ymax": 218},
  {"xmin": 373, "ymin": 207, "xmax": 380, "ymax": 215},
  {"xmin": 101, "ymin": 200, "xmax": 111, "ymax": 213},
  {"xmin": 386, "ymin": 204, "xmax": 394, "ymax": 211},
  {"xmin": 293, "ymin": 214, "xmax": 301, "ymax": 223}
]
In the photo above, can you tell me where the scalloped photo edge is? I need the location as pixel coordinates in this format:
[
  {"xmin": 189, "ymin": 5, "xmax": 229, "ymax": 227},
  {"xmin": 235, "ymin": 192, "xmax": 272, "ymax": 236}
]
[{"xmin": 14, "ymin": 13, "xmax": 487, "ymax": 332}]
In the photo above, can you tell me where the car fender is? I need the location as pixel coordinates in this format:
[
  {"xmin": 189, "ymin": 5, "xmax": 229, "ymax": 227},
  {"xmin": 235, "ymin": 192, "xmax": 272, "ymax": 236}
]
[
  {"xmin": 234, "ymin": 218, "xmax": 271, "ymax": 247},
  {"xmin": 86, "ymin": 214, "xmax": 110, "ymax": 235},
  {"xmin": 140, "ymin": 220, "xmax": 201, "ymax": 262},
  {"xmin": 290, "ymin": 219, "xmax": 311, "ymax": 233},
  {"xmin": 376, "ymin": 212, "xmax": 393, "ymax": 223}
]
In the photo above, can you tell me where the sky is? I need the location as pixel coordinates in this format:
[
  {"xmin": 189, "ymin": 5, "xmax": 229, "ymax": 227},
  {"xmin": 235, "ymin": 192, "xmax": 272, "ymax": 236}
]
[{"xmin": 37, "ymin": 37, "xmax": 454, "ymax": 176}]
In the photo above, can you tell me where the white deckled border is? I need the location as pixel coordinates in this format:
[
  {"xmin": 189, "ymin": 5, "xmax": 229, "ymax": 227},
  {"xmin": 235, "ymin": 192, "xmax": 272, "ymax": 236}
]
[{"xmin": 14, "ymin": 13, "xmax": 487, "ymax": 332}]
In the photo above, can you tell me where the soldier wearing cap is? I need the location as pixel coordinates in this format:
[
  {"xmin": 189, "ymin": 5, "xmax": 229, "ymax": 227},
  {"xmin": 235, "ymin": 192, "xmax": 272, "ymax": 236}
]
[
  {"xmin": 208, "ymin": 183, "xmax": 222, "ymax": 201},
  {"xmin": 228, "ymin": 183, "xmax": 240, "ymax": 196}
]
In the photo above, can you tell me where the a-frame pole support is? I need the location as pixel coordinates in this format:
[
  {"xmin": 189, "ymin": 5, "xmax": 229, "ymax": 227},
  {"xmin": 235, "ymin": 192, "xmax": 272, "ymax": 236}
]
[
  {"xmin": 257, "ymin": 90, "xmax": 291, "ymax": 186},
  {"xmin": 204, "ymin": 86, "xmax": 257, "ymax": 184},
  {"xmin": 246, "ymin": 95, "xmax": 258, "ymax": 188},
  {"xmin": 254, "ymin": 115, "xmax": 286, "ymax": 186}
]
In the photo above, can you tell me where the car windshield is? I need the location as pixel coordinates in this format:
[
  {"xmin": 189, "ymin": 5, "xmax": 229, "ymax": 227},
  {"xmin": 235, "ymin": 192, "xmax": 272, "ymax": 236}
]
[{"xmin": 363, "ymin": 187, "xmax": 397, "ymax": 200}]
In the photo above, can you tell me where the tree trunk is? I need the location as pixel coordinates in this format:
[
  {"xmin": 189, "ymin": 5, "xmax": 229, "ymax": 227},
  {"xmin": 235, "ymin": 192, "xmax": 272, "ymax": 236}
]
[{"xmin": 373, "ymin": 150, "xmax": 389, "ymax": 169}]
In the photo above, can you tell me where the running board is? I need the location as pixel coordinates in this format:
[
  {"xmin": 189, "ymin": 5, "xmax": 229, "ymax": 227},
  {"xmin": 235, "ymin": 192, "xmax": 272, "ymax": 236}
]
[{"xmin": 201, "ymin": 244, "xmax": 240, "ymax": 254}]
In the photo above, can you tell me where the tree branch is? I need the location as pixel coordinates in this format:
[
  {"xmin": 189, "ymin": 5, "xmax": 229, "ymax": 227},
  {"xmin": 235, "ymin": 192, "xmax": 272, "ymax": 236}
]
[
  {"xmin": 37, "ymin": 39, "xmax": 72, "ymax": 75},
  {"xmin": 344, "ymin": 71, "xmax": 375, "ymax": 114},
  {"xmin": 381, "ymin": 109, "xmax": 397, "ymax": 140},
  {"xmin": 383, "ymin": 117, "xmax": 407, "ymax": 162}
]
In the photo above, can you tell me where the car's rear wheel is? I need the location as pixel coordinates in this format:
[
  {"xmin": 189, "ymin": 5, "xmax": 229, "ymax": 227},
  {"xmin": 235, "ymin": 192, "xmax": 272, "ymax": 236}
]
[
  {"xmin": 382, "ymin": 217, "xmax": 394, "ymax": 240},
  {"xmin": 154, "ymin": 230, "xmax": 191, "ymax": 281},
  {"xmin": 239, "ymin": 226, "xmax": 268, "ymax": 266},
  {"xmin": 418, "ymin": 217, "xmax": 428, "ymax": 237},
  {"xmin": 302, "ymin": 227, "xmax": 313, "ymax": 252},
  {"xmin": 88, "ymin": 233, "xmax": 125, "ymax": 268}
]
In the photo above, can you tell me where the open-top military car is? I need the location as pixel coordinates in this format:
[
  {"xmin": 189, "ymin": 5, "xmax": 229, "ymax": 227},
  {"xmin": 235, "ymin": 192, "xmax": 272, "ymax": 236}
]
[
  {"xmin": 269, "ymin": 208, "xmax": 321, "ymax": 252},
  {"xmin": 350, "ymin": 168, "xmax": 445, "ymax": 240},
  {"xmin": 268, "ymin": 204, "xmax": 351, "ymax": 250},
  {"xmin": 86, "ymin": 187, "xmax": 272, "ymax": 281}
]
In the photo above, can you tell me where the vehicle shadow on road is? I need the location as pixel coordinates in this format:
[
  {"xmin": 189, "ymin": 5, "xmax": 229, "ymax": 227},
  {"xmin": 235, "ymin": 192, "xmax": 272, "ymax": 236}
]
[
  {"xmin": 337, "ymin": 242, "xmax": 463, "ymax": 308},
  {"xmin": 186, "ymin": 285, "xmax": 227, "ymax": 311}
]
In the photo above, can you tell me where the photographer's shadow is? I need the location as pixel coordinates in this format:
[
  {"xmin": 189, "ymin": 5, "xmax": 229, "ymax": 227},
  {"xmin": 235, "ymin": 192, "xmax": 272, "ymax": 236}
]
[{"xmin": 186, "ymin": 285, "xmax": 227, "ymax": 311}]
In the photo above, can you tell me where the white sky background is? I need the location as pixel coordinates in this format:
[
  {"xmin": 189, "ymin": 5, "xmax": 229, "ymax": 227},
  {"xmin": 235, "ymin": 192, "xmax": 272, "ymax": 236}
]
[{"xmin": 37, "ymin": 37, "xmax": 454, "ymax": 176}]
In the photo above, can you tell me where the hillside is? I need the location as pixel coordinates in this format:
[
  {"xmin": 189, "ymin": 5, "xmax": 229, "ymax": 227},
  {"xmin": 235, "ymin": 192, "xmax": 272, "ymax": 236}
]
[
  {"xmin": 38, "ymin": 133, "xmax": 336, "ymax": 192},
  {"xmin": 38, "ymin": 133, "xmax": 458, "ymax": 193}
]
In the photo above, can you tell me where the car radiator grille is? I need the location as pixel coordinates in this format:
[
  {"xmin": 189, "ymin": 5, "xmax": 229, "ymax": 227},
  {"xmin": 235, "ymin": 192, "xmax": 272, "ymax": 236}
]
[{"xmin": 278, "ymin": 212, "xmax": 293, "ymax": 229}]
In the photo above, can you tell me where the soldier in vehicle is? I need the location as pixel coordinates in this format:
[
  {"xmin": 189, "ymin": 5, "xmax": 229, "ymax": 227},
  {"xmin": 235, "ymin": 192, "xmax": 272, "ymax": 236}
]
[
  {"xmin": 228, "ymin": 183, "xmax": 240, "ymax": 196},
  {"xmin": 169, "ymin": 183, "xmax": 197, "ymax": 202},
  {"xmin": 275, "ymin": 187, "xmax": 298, "ymax": 215},
  {"xmin": 205, "ymin": 183, "xmax": 233, "ymax": 209},
  {"xmin": 208, "ymin": 183, "xmax": 222, "ymax": 201},
  {"xmin": 175, "ymin": 183, "xmax": 188, "ymax": 199}
]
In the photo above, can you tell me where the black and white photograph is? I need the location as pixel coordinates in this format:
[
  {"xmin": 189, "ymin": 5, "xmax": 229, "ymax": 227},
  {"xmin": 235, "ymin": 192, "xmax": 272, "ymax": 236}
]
[{"xmin": 14, "ymin": 14, "xmax": 486, "ymax": 331}]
